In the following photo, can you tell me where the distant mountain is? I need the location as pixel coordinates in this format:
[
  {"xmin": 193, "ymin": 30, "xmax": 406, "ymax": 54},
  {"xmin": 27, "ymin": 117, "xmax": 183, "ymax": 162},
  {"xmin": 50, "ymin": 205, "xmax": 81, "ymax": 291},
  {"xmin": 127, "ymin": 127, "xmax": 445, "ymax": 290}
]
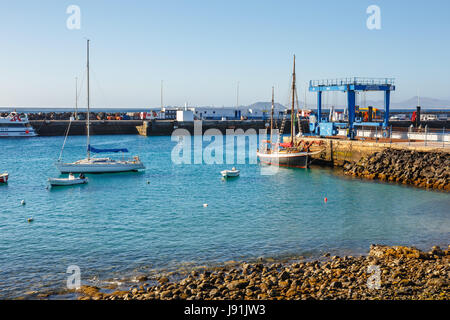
[
  {"xmin": 247, "ymin": 101, "xmax": 286, "ymax": 111},
  {"xmin": 247, "ymin": 97, "xmax": 450, "ymax": 111},
  {"xmin": 365, "ymin": 96, "xmax": 450, "ymax": 109}
]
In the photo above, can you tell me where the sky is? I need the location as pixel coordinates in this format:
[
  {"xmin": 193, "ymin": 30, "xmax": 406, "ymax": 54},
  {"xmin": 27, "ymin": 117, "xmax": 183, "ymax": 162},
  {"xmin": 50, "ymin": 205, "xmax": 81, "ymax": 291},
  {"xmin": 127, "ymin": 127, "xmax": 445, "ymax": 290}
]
[{"xmin": 0, "ymin": 0, "xmax": 449, "ymax": 108}]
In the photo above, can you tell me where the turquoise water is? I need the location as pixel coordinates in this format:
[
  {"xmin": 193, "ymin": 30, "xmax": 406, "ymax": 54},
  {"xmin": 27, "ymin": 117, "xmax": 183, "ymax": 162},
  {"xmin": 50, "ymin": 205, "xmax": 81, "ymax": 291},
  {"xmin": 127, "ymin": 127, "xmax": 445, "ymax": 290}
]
[{"xmin": 0, "ymin": 135, "xmax": 449, "ymax": 298}]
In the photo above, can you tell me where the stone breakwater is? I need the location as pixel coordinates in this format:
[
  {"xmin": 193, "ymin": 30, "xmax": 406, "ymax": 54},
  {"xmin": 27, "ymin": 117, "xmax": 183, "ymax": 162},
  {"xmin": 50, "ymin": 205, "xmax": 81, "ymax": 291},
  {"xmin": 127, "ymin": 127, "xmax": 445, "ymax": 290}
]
[
  {"xmin": 75, "ymin": 245, "xmax": 449, "ymax": 300},
  {"xmin": 342, "ymin": 149, "xmax": 450, "ymax": 191}
]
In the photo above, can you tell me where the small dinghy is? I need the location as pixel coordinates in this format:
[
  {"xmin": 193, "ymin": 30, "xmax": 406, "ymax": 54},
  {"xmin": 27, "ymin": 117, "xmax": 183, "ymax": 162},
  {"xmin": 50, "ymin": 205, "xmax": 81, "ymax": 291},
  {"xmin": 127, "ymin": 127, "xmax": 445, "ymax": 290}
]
[
  {"xmin": 0, "ymin": 172, "xmax": 9, "ymax": 183},
  {"xmin": 48, "ymin": 173, "xmax": 88, "ymax": 186},
  {"xmin": 221, "ymin": 167, "xmax": 240, "ymax": 178}
]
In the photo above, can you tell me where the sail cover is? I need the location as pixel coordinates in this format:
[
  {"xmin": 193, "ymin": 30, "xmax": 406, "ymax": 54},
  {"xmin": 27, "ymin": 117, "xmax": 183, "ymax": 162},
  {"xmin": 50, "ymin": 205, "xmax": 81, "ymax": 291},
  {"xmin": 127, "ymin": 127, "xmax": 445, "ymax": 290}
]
[
  {"xmin": 279, "ymin": 142, "xmax": 293, "ymax": 148},
  {"xmin": 88, "ymin": 145, "xmax": 129, "ymax": 153}
]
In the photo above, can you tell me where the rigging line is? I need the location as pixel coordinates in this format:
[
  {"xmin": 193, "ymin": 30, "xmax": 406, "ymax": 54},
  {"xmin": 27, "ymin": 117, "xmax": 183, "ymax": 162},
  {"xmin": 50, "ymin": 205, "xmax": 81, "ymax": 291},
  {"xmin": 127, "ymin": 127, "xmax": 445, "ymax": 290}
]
[
  {"xmin": 58, "ymin": 117, "xmax": 73, "ymax": 161},
  {"xmin": 90, "ymin": 67, "xmax": 111, "ymax": 109},
  {"xmin": 76, "ymin": 69, "xmax": 87, "ymax": 104}
]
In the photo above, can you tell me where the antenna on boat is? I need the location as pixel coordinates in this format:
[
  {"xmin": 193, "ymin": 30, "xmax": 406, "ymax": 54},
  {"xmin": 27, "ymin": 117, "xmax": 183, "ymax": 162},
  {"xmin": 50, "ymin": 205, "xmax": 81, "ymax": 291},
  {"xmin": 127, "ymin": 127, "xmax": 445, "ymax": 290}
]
[{"xmin": 86, "ymin": 39, "xmax": 91, "ymax": 160}]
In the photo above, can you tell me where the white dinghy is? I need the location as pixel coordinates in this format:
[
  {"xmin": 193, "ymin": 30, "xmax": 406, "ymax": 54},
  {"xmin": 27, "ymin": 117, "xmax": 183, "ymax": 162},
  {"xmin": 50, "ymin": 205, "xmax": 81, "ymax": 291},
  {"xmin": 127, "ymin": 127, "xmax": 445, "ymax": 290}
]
[
  {"xmin": 221, "ymin": 167, "xmax": 240, "ymax": 178},
  {"xmin": 48, "ymin": 173, "xmax": 88, "ymax": 187}
]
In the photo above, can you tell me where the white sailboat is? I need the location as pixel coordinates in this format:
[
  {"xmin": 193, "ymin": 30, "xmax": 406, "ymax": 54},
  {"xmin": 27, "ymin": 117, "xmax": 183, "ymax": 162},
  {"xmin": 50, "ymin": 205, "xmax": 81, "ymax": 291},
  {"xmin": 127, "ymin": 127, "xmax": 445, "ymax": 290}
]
[{"xmin": 56, "ymin": 40, "xmax": 145, "ymax": 174}]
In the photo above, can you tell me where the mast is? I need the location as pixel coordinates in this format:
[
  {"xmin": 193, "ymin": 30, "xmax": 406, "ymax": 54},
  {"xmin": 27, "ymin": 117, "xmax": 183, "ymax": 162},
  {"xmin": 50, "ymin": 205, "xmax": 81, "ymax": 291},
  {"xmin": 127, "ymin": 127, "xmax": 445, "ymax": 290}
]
[
  {"xmin": 290, "ymin": 55, "xmax": 296, "ymax": 145},
  {"xmin": 75, "ymin": 77, "xmax": 78, "ymax": 118},
  {"xmin": 270, "ymin": 86, "xmax": 274, "ymax": 145},
  {"xmin": 237, "ymin": 81, "xmax": 240, "ymax": 108},
  {"xmin": 161, "ymin": 80, "xmax": 163, "ymax": 109},
  {"xmin": 86, "ymin": 39, "xmax": 90, "ymax": 160}
]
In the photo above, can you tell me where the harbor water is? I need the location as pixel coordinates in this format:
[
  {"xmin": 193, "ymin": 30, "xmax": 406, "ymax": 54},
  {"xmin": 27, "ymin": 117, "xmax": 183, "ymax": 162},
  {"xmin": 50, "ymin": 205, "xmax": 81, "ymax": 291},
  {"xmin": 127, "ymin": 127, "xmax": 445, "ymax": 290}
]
[{"xmin": 0, "ymin": 135, "xmax": 449, "ymax": 298}]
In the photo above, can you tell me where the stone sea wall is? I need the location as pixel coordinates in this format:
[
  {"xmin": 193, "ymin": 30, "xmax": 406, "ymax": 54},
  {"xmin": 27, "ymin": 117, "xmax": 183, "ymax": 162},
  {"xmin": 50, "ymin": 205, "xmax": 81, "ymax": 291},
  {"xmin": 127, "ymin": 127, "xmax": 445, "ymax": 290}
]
[
  {"xmin": 74, "ymin": 244, "xmax": 449, "ymax": 300},
  {"xmin": 342, "ymin": 149, "xmax": 450, "ymax": 191}
]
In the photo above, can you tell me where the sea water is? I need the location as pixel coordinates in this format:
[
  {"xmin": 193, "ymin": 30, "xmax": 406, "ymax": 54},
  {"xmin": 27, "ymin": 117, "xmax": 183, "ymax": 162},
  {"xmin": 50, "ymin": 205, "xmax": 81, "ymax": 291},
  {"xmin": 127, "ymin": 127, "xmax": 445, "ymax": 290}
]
[{"xmin": 0, "ymin": 135, "xmax": 449, "ymax": 298}]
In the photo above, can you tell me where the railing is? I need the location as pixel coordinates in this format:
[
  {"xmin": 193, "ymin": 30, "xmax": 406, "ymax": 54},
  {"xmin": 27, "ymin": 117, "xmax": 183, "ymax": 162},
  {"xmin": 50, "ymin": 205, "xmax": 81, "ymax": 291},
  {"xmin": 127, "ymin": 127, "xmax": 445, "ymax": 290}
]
[
  {"xmin": 346, "ymin": 126, "xmax": 449, "ymax": 148},
  {"xmin": 310, "ymin": 77, "xmax": 395, "ymax": 87}
]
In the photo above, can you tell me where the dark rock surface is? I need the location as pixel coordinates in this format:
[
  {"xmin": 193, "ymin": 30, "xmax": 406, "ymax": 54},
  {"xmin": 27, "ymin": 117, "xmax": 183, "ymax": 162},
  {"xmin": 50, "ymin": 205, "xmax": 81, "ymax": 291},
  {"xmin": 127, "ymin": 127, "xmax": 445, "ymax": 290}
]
[{"xmin": 343, "ymin": 149, "xmax": 449, "ymax": 191}]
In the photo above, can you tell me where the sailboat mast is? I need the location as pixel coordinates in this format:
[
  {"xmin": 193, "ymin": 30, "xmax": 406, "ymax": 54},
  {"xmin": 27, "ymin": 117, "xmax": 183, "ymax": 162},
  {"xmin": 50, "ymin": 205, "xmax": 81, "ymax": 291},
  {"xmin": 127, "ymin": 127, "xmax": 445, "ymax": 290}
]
[
  {"xmin": 290, "ymin": 55, "xmax": 296, "ymax": 145},
  {"xmin": 86, "ymin": 39, "xmax": 91, "ymax": 160},
  {"xmin": 161, "ymin": 80, "xmax": 163, "ymax": 109},
  {"xmin": 75, "ymin": 77, "xmax": 78, "ymax": 118},
  {"xmin": 237, "ymin": 81, "xmax": 239, "ymax": 108},
  {"xmin": 270, "ymin": 86, "xmax": 275, "ymax": 145}
]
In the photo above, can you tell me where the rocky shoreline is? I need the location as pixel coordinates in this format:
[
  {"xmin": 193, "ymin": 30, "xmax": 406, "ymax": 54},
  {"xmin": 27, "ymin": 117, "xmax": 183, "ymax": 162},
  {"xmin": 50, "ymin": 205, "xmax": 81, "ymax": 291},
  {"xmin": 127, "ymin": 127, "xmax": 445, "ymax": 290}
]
[
  {"xmin": 342, "ymin": 149, "xmax": 450, "ymax": 191},
  {"xmin": 74, "ymin": 245, "xmax": 449, "ymax": 300}
]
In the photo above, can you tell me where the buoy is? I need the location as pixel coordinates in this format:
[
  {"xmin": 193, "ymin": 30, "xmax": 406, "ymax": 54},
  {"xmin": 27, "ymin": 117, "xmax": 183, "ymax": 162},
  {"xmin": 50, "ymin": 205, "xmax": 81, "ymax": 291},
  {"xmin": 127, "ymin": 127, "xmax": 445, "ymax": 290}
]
[
  {"xmin": 203, "ymin": 203, "xmax": 208, "ymax": 207},
  {"xmin": 146, "ymin": 180, "xmax": 150, "ymax": 184},
  {"xmin": 27, "ymin": 218, "xmax": 33, "ymax": 223},
  {"xmin": 324, "ymin": 197, "xmax": 328, "ymax": 203},
  {"xmin": 21, "ymin": 200, "xmax": 26, "ymax": 206}
]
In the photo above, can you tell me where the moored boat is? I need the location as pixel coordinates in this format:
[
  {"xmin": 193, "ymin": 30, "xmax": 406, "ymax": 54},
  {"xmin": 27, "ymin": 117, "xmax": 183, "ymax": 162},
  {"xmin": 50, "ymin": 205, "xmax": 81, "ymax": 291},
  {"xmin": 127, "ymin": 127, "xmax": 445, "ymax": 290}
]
[
  {"xmin": 48, "ymin": 173, "xmax": 88, "ymax": 186},
  {"xmin": 0, "ymin": 112, "xmax": 37, "ymax": 137},
  {"xmin": 257, "ymin": 55, "xmax": 312, "ymax": 168},
  {"xmin": 0, "ymin": 172, "xmax": 9, "ymax": 183},
  {"xmin": 221, "ymin": 167, "xmax": 240, "ymax": 178},
  {"xmin": 55, "ymin": 40, "xmax": 145, "ymax": 174}
]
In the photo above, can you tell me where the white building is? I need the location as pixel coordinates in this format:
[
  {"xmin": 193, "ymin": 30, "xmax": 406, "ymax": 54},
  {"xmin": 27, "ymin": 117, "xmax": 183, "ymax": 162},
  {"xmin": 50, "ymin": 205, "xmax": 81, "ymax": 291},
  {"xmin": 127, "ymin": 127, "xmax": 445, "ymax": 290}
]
[{"xmin": 176, "ymin": 109, "xmax": 194, "ymax": 121}]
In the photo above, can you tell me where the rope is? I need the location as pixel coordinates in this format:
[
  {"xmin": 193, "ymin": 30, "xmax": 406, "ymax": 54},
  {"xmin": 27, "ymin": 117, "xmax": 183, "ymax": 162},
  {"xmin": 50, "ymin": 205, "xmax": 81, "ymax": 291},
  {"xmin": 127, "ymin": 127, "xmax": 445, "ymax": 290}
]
[{"xmin": 58, "ymin": 117, "xmax": 73, "ymax": 161}]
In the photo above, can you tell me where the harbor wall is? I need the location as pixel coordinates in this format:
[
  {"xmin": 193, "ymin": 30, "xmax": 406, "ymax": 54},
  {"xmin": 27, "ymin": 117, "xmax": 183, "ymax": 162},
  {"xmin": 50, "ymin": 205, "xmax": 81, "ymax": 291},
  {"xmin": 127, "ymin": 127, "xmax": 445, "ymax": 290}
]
[
  {"xmin": 30, "ymin": 120, "xmax": 141, "ymax": 136},
  {"xmin": 32, "ymin": 120, "xmax": 281, "ymax": 136},
  {"xmin": 293, "ymin": 136, "xmax": 449, "ymax": 190},
  {"xmin": 294, "ymin": 136, "xmax": 449, "ymax": 166},
  {"xmin": 136, "ymin": 119, "xmax": 284, "ymax": 136}
]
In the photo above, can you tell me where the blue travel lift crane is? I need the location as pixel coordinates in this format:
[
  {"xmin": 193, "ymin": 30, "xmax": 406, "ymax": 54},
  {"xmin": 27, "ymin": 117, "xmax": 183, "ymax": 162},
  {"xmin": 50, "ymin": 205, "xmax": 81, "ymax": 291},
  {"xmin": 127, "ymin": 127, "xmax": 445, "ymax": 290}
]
[{"xmin": 308, "ymin": 77, "xmax": 395, "ymax": 139}]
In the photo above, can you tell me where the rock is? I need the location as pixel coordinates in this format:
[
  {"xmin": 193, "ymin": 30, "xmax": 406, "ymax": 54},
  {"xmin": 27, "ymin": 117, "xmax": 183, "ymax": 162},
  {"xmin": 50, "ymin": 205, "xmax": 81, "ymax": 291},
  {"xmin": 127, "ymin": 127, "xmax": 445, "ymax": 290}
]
[
  {"xmin": 136, "ymin": 275, "xmax": 148, "ymax": 282},
  {"xmin": 330, "ymin": 281, "xmax": 342, "ymax": 289},
  {"xmin": 79, "ymin": 285, "xmax": 100, "ymax": 297},
  {"xmin": 279, "ymin": 270, "xmax": 290, "ymax": 281},
  {"xmin": 227, "ymin": 280, "xmax": 249, "ymax": 290},
  {"xmin": 158, "ymin": 277, "xmax": 170, "ymax": 285},
  {"xmin": 160, "ymin": 290, "xmax": 172, "ymax": 299}
]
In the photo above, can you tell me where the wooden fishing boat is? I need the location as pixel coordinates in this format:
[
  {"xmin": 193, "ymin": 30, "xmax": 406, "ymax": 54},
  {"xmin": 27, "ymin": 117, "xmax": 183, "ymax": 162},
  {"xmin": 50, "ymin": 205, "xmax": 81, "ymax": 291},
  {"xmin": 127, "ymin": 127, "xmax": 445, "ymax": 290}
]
[{"xmin": 257, "ymin": 56, "xmax": 314, "ymax": 168}]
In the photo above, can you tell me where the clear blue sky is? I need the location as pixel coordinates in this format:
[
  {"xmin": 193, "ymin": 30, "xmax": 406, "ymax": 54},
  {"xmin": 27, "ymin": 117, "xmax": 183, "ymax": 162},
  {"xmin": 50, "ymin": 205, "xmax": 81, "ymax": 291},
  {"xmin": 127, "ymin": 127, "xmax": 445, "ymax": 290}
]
[{"xmin": 0, "ymin": 0, "xmax": 449, "ymax": 108}]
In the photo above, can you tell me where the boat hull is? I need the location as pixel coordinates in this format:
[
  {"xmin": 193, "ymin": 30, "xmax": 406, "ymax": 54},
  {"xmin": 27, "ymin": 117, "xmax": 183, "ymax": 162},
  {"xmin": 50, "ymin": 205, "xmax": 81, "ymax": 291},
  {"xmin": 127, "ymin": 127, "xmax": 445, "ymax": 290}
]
[
  {"xmin": 56, "ymin": 161, "xmax": 145, "ymax": 173},
  {"xmin": 0, "ymin": 173, "xmax": 8, "ymax": 183},
  {"xmin": 48, "ymin": 178, "xmax": 88, "ymax": 186},
  {"xmin": 257, "ymin": 152, "xmax": 308, "ymax": 168},
  {"xmin": 221, "ymin": 170, "xmax": 240, "ymax": 177}
]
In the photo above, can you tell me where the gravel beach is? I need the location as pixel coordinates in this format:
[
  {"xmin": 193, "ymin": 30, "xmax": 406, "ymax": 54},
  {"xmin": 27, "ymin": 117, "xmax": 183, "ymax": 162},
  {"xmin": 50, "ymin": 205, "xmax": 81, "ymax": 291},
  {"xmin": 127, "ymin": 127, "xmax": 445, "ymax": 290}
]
[{"xmin": 74, "ymin": 244, "xmax": 449, "ymax": 300}]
